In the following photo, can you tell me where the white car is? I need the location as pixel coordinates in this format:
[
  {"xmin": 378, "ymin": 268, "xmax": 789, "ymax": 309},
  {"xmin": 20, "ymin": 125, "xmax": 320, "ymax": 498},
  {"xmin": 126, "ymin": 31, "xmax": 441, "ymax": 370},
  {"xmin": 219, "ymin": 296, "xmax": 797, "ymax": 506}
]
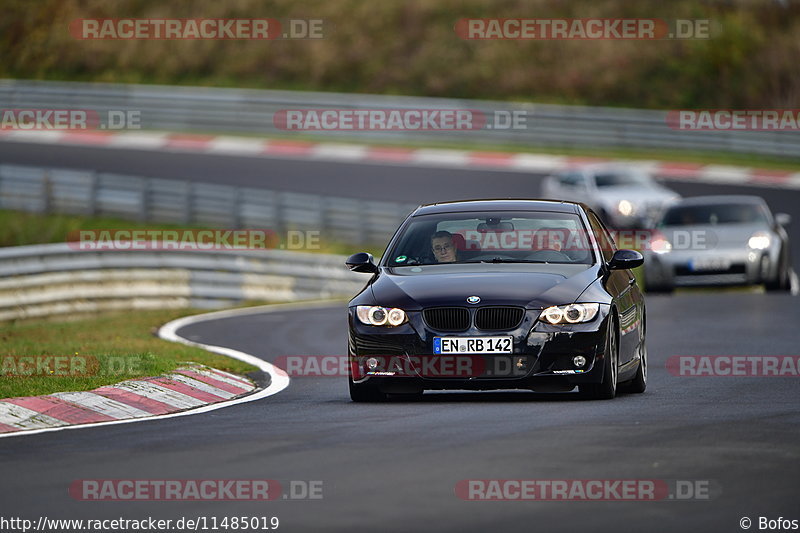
[{"xmin": 541, "ymin": 165, "xmax": 680, "ymax": 229}]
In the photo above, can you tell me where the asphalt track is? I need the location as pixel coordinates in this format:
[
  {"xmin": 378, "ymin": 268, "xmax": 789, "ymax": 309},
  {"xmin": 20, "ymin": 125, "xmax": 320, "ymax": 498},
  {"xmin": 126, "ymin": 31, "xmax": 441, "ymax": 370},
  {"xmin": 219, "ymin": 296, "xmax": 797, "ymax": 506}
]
[
  {"xmin": 0, "ymin": 140, "xmax": 798, "ymax": 532},
  {"xmin": 1, "ymin": 140, "xmax": 798, "ymax": 268}
]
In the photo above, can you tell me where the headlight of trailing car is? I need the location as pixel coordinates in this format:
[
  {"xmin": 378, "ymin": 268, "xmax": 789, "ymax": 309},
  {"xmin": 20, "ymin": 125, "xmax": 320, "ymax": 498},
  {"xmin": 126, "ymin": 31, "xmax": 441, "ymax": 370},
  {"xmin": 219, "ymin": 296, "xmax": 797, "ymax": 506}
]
[
  {"xmin": 356, "ymin": 306, "xmax": 408, "ymax": 326},
  {"xmin": 617, "ymin": 200, "xmax": 635, "ymax": 217},
  {"xmin": 747, "ymin": 231, "xmax": 771, "ymax": 250},
  {"xmin": 540, "ymin": 303, "xmax": 600, "ymax": 325},
  {"xmin": 650, "ymin": 235, "xmax": 672, "ymax": 254}
]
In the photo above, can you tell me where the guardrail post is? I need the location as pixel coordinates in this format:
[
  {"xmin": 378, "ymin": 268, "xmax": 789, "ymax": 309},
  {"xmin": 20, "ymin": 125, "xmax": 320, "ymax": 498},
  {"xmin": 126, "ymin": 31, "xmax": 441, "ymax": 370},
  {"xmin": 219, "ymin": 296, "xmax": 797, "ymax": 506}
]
[
  {"xmin": 42, "ymin": 169, "xmax": 52, "ymax": 214},
  {"xmin": 88, "ymin": 171, "xmax": 98, "ymax": 216},
  {"xmin": 183, "ymin": 181, "xmax": 192, "ymax": 224},
  {"xmin": 139, "ymin": 178, "xmax": 149, "ymax": 223}
]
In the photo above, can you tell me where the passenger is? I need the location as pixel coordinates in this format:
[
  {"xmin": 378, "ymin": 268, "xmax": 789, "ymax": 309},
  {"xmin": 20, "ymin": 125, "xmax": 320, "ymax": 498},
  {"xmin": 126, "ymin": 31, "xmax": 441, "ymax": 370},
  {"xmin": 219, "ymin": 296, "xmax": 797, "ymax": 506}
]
[{"xmin": 431, "ymin": 230, "xmax": 458, "ymax": 263}]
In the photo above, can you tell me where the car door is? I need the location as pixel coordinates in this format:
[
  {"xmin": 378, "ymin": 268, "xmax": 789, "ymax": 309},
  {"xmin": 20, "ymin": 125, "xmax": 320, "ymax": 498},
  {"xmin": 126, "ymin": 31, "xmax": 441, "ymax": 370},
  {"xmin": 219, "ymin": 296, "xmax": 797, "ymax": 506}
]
[{"xmin": 587, "ymin": 211, "xmax": 639, "ymax": 365}]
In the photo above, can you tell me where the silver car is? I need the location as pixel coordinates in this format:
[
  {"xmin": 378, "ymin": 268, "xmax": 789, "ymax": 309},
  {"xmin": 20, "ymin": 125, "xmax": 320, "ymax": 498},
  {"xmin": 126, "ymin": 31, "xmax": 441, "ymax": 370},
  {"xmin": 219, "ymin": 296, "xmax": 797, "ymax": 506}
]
[
  {"xmin": 644, "ymin": 195, "xmax": 792, "ymax": 293},
  {"xmin": 541, "ymin": 164, "xmax": 680, "ymax": 229}
]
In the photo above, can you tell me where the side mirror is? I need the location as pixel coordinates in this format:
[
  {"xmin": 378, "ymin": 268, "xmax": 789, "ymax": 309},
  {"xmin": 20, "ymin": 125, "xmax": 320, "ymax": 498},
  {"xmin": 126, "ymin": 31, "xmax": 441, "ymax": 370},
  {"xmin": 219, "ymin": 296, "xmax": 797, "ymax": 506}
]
[
  {"xmin": 608, "ymin": 249, "xmax": 644, "ymax": 270},
  {"xmin": 346, "ymin": 252, "xmax": 378, "ymax": 273},
  {"xmin": 775, "ymin": 213, "xmax": 791, "ymax": 226}
]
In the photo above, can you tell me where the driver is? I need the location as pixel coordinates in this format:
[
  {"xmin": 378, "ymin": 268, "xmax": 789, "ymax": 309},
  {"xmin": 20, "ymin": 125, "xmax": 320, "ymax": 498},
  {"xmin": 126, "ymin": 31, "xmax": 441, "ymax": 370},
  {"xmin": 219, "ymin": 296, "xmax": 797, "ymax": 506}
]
[{"xmin": 431, "ymin": 231, "xmax": 458, "ymax": 263}]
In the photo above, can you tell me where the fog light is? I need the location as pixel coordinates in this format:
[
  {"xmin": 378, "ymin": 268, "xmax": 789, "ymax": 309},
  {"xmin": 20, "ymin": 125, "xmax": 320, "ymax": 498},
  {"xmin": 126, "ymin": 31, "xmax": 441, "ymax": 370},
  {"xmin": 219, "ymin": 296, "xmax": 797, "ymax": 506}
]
[
  {"xmin": 572, "ymin": 355, "xmax": 587, "ymax": 368},
  {"xmin": 366, "ymin": 357, "xmax": 379, "ymax": 370}
]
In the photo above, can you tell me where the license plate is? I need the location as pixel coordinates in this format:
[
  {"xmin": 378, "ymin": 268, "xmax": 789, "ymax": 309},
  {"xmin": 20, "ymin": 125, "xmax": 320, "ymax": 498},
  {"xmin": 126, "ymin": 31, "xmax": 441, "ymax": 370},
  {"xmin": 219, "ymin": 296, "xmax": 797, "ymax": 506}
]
[
  {"xmin": 689, "ymin": 257, "xmax": 731, "ymax": 271},
  {"xmin": 433, "ymin": 336, "xmax": 513, "ymax": 354}
]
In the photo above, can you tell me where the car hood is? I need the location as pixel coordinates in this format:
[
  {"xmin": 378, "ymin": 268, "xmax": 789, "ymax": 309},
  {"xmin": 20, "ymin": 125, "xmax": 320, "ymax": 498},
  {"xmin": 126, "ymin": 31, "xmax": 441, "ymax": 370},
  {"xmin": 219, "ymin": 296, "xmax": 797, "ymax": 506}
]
[
  {"xmin": 596, "ymin": 185, "xmax": 678, "ymax": 206},
  {"xmin": 366, "ymin": 263, "xmax": 601, "ymax": 310}
]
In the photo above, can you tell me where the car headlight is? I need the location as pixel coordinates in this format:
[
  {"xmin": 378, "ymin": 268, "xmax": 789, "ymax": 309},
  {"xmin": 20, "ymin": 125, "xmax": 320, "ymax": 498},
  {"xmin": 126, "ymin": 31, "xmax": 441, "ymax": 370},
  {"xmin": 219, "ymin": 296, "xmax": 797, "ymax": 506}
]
[
  {"xmin": 356, "ymin": 306, "xmax": 407, "ymax": 326},
  {"xmin": 617, "ymin": 200, "xmax": 635, "ymax": 217},
  {"xmin": 748, "ymin": 232, "xmax": 771, "ymax": 250},
  {"xmin": 539, "ymin": 303, "xmax": 600, "ymax": 325},
  {"xmin": 650, "ymin": 236, "xmax": 672, "ymax": 254}
]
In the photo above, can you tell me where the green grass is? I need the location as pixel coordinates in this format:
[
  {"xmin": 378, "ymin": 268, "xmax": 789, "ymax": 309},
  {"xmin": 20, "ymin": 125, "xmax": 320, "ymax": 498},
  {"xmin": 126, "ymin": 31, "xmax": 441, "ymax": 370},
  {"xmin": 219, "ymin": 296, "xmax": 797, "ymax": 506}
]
[
  {"xmin": 0, "ymin": 209, "xmax": 385, "ymax": 257},
  {"xmin": 3, "ymin": 0, "xmax": 799, "ymax": 112},
  {"xmin": 0, "ymin": 308, "xmax": 259, "ymax": 399}
]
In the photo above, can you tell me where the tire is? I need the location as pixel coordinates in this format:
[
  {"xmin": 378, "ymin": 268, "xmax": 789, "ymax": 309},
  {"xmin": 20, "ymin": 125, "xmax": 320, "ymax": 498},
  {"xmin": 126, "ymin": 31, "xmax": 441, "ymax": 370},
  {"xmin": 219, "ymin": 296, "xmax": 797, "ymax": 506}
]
[
  {"xmin": 579, "ymin": 316, "xmax": 618, "ymax": 400},
  {"xmin": 765, "ymin": 250, "xmax": 791, "ymax": 292},
  {"xmin": 621, "ymin": 327, "xmax": 647, "ymax": 394},
  {"xmin": 349, "ymin": 378, "xmax": 387, "ymax": 402}
]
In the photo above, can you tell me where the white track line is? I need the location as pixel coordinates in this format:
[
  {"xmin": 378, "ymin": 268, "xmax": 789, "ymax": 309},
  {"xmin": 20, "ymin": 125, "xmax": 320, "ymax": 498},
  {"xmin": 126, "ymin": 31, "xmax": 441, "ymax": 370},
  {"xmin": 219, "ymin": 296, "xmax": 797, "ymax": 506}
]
[{"xmin": 0, "ymin": 300, "xmax": 342, "ymax": 439}]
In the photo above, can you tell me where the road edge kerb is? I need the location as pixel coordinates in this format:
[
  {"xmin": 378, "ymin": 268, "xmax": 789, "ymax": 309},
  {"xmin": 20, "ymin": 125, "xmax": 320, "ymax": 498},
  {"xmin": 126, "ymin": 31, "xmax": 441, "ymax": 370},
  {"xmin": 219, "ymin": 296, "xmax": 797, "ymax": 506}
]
[
  {"xmin": 0, "ymin": 300, "xmax": 338, "ymax": 439},
  {"xmin": 1, "ymin": 129, "xmax": 799, "ymax": 189}
]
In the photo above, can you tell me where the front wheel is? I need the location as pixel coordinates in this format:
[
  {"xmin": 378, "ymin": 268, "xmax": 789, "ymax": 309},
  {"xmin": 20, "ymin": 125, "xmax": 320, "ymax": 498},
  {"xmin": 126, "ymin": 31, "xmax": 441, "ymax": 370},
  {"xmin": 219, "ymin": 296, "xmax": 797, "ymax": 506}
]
[
  {"xmin": 764, "ymin": 250, "xmax": 791, "ymax": 292},
  {"xmin": 579, "ymin": 317, "xmax": 618, "ymax": 400},
  {"xmin": 621, "ymin": 342, "xmax": 647, "ymax": 394}
]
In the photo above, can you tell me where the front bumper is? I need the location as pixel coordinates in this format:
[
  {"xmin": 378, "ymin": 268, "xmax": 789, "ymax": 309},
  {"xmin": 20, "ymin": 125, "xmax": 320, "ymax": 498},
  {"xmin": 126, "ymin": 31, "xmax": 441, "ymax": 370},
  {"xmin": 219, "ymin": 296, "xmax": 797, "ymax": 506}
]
[
  {"xmin": 348, "ymin": 306, "xmax": 611, "ymax": 392},
  {"xmin": 645, "ymin": 246, "xmax": 780, "ymax": 288}
]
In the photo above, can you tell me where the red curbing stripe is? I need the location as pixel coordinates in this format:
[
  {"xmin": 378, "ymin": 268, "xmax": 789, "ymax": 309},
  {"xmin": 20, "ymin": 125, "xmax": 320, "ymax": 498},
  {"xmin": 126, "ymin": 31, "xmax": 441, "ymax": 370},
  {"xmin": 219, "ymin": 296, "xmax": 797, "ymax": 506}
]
[
  {"xmin": 145, "ymin": 376, "xmax": 227, "ymax": 402},
  {"xmin": 748, "ymin": 169, "xmax": 794, "ymax": 184},
  {"xmin": 60, "ymin": 131, "xmax": 115, "ymax": 145},
  {"xmin": 468, "ymin": 151, "xmax": 516, "ymax": 167},
  {"xmin": 175, "ymin": 369, "xmax": 249, "ymax": 395},
  {"xmin": 0, "ymin": 421, "xmax": 20, "ymax": 433},
  {"xmin": 91, "ymin": 386, "xmax": 175, "ymax": 415},
  {"xmin": 655, "ymin": 162, "xmax": 704, "ymax": 178},
  {"xmin": 204, "ymin": 367, "xmax": 254, "ymax": 387},
  {"xmin": 263, "ymin": 139, "xmax": 315, "ymax": 155},
  {"xmin": 165, "ymin": 134, "xmax": 215, "ymax": 149},
  {"xmin": 365, "ymin": 146, "xmax": 415, "ymax": 162},
  {"xmin": 3, "ymin": 396, "xmax": 116, "ymax": 424}
]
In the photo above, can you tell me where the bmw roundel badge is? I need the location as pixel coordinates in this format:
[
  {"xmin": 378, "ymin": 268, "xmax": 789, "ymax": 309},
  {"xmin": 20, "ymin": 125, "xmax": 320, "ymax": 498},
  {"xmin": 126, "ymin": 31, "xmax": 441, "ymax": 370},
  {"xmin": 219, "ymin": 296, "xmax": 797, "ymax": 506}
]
[{"xmin": 467, "ymin": 295, "xmax": 481, "ymax": 304}]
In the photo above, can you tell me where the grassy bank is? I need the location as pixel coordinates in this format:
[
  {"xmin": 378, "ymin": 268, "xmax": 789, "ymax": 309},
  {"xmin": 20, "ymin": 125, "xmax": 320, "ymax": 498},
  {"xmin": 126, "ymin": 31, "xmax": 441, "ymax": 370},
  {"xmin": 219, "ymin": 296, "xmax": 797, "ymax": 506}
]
[
  {"xmin": 2, "ymin": 0, "xmax": 798, "ymax": 110},
  {"xmin": 0, "ymin": 209, "xmax": 384, "ymax": 256},
  {"xmin": 0, "ymin": 308, "xmax": 259, "ymax": 399}
]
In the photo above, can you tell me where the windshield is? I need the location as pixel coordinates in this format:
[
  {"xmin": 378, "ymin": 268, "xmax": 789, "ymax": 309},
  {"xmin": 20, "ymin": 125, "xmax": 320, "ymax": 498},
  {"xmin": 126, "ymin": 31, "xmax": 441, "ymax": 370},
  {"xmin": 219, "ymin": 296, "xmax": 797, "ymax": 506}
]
[
  {"xmin": 660, "ymin": 203, "xmax": 769, "ymax": 226},
  {"xmin": 594, "ymin": 170, "xmax": 652, "ymax": 188},
  {"xmin": 385, "ymin": 211, "xmax": 595, "ymax": 267}
]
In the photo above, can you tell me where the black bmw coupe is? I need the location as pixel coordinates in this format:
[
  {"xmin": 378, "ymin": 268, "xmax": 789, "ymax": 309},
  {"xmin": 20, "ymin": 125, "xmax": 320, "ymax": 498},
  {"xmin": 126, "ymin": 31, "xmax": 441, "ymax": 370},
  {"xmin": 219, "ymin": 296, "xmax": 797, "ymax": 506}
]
[{"xmin": 346, "ymin": 199, "xmax": 646, "ymax": 401}]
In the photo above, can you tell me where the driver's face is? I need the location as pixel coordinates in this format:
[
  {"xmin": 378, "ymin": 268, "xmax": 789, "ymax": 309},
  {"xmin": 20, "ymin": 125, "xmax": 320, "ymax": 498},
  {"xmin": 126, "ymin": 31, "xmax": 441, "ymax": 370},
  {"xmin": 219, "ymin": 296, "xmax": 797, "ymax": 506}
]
[{"xmin": 432, "ymin": 236, "xmax": 456, "ymax": 263}]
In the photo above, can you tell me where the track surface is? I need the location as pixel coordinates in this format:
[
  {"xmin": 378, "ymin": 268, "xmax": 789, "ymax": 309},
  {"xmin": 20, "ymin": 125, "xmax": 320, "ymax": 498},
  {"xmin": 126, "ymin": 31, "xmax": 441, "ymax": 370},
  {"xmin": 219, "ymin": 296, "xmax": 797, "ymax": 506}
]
[
  {"xmin": 1, "ymin": 140, "xmax": 798, "ymax": 268},
  {"xmin": 1, "ymin": 141, "xmax": 798, "ymax": 532}
]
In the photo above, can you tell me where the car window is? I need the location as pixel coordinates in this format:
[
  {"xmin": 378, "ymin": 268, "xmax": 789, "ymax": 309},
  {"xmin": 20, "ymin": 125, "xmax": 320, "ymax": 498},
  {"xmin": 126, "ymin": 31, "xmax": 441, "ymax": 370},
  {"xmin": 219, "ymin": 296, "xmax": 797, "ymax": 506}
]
[
  {"xmin": 558, "ymin": 172, "xmax": 585, "ymax": 188},
  {"xmin": 594, "ymin": 170, "xmax": 652, "ymax": 188},
  {"xmin": 587, "ymin": 211, "xmax": 616, "ymax": 262},
  {"xmin": 660, "ymin": 203, "xmax": 769, "ymax": 226},
  {"xmin": 386, "ymin": 211, "xmax": 595, "ymax": 266}
]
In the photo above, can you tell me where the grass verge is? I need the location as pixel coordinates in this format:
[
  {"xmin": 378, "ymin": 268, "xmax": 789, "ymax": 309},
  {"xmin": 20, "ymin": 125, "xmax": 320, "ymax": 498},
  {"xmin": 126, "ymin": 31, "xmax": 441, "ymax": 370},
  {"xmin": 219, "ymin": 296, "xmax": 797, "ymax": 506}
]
[
  {"xmin": 0, "ymin": 209, "xmax": 385, "ymax": 257},
  {"xmin": 0, "ymin": 308, "xmax": 259, "ymax": 399}
]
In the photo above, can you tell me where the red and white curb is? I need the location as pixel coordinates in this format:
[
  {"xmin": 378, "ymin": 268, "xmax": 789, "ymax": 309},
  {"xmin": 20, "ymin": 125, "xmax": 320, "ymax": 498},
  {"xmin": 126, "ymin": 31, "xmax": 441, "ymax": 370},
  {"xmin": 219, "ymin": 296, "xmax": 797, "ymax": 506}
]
[
  {"xmin": 0, "ymin": 302, "xmax": 346, "ymax": 438},
  {"xmin": 1, "ymin": 129, "xmax": 799, "ymax": 189},
  {"xmin": 0, "ymin": 364, "xmax": 255, "ymax": 434}
]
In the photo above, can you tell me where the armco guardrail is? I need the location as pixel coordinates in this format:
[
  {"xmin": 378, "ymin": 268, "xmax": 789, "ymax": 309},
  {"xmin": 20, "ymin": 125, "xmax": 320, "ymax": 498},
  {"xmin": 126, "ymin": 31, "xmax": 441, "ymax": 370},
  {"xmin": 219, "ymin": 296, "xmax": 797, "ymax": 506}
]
[
  {"xmin": 0, "ymin": 164, "xmax": 417, "ymax": 246},
  {"xmin": 0, "ymin": 243, "xmax": 367, "ymax": 321},
  {"xmin": 0, "ymin": 79, "xmax": 796, "ymax": 157}
]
